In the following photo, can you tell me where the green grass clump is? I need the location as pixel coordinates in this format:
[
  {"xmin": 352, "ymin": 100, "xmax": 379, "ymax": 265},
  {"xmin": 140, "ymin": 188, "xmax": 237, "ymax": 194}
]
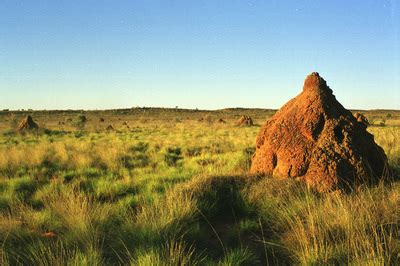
[
  {"xmin": 9, "ymin": 176, "xmax": 38, "ymax": 202},
  {"xmin": 218, "ymin": 248, "xmax": 258, "ymax": 266},
  {"xmin": 132, "ymin": 240, "xmax": 201, "ymax": 266},
  {"xmin": 164, "ymin": 147, "xmax": 183, "ymax": 167}
]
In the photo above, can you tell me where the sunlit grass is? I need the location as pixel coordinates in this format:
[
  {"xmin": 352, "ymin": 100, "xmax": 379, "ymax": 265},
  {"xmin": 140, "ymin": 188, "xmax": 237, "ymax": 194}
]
[{"xmin": 0, "ymin": 111, "xmax": 398, "ymax": 264}]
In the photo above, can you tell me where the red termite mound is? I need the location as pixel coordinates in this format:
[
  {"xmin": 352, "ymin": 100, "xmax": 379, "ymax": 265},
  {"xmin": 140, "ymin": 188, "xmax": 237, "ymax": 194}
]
[
  {"xmin": 17, "ymin": 115, "xmax": 39, "ymax": 131},
  {"xmin": 250, "ymin": 72, "xmax": 389, "ymax": 191},
  {"xmin": 237, "ymin": 115, "xmax": 254, "ymax": 126}
]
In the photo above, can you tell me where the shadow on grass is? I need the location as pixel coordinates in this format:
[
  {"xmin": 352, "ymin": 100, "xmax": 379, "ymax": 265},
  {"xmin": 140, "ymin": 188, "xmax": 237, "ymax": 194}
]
[{"xmin": 180, "ymin": 175, "xmax": 293, "ymax": 265}]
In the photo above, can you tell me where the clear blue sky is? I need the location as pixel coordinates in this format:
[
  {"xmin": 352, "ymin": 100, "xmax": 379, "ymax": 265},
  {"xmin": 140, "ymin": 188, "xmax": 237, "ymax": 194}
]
[{"xmin": 1, "ymin": 0, "xmax": 399, "ymax": 110}]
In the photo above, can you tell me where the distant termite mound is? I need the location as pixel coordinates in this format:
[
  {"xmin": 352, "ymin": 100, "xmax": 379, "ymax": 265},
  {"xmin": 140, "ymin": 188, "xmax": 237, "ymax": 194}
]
[
  {"xmin": 106, "ymin": 125, "xmax": 114, "ymax": 131},
  {"xmin": 251, "ymin": 72, "xmax": 389, "ymax": 191},
  {"xmin": 17, "ymin": 115, "xmax": 39, "ymax": 131},
  {"xmin": 237, "ymin": 115, "xmax": 253, "ymax": 126}
]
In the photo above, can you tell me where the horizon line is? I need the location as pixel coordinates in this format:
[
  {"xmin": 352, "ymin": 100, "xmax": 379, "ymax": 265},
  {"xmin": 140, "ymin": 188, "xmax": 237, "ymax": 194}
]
[{"xmin": 2, "ymin": 107, "xmax": 400, "ymax": 113}]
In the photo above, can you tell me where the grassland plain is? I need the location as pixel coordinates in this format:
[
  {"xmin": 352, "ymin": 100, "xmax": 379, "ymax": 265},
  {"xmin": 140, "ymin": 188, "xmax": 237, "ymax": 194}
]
[{"xmin": 0, "ymin": 108, "xmax": 399, "ymax": 265}]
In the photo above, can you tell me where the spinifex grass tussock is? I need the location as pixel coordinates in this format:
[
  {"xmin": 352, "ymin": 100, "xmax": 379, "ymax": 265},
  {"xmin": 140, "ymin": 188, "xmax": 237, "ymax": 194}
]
[{"xmin": 245, "ymin": 178, "xmax": 400, "ymax": 264}]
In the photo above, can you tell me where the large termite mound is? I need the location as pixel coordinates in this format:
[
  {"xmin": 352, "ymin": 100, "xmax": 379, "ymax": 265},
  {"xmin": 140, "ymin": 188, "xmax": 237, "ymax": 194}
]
[{"xmin": 250, "ymin": 72, "xmax": 388, "ymax": 191}]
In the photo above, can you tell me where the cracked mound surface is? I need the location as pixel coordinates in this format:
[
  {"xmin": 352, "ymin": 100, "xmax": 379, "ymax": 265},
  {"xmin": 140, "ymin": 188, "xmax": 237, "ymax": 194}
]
[{"xmin": 250, "ymin": 72, "xmax": 388, "ymax": 191}]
